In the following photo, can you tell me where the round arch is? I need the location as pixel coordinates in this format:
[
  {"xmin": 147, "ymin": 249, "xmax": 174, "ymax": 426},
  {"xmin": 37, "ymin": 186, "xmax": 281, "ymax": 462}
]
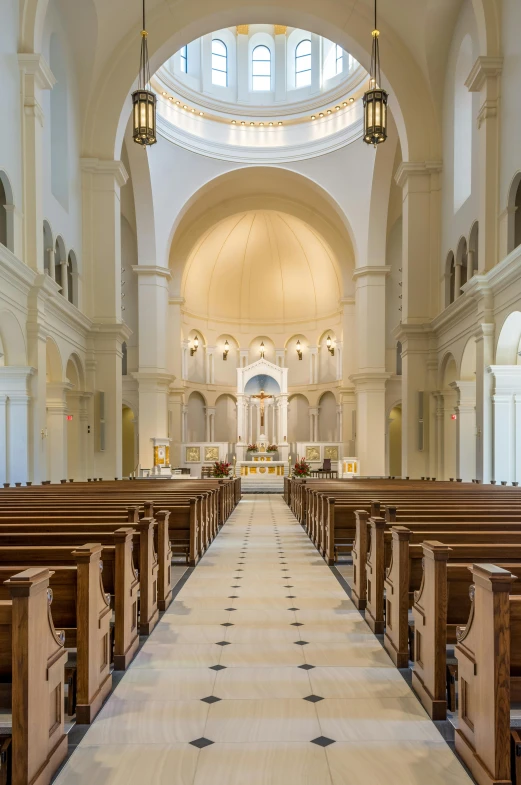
[
  {"xmin": 496, "ymin": 312, "xmax": 521, "ymax": 365},
  {"xmin": 0, "ymin": 311, "xmax": 27, "ymax": 366}
]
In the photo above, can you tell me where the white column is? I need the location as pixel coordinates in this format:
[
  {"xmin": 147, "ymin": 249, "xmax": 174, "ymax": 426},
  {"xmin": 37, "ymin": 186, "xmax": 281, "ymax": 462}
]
[
  {"xmin": 466, "ymin": 58, "xmax": 502, "ymax": 271},
  {"xmin": 309, "ymin": 408, "xmax": 316, "ymax": 441},
  {"xmin": 309, "ymin": 348, "xmax": 318, "ymax": 385},
  {"xmin": 181, "ymin": 404, "xmax": 188, "ymax": 443},
  {"xmin": 337, "ymin": 404, "xmax": 343, "ymax": 443},
  {"xmin": 9, "ymin": 395, "xmax": 31, "ymax": 484},
  {"xmin": 237, "ymin": 31, "xmax": 249, "ymax": 102},
  {"xmin": 47, "ymin": 247, "xmax": 55, "ymax": 278},
  {"xmin": 181, "ymin": 340, "xmax": 189, "ymax": 380},
  {"xmin": 490, "ymin": 367, "xmax": 521, "ymax": 484},
  {"xmin": 275, "ymin": 349, "xmax": 285, "ymax": 367},
  {"xmin": 239, "ymin": 349, "xmax": 249, "ymax": 368},
  {"xmin": 450, "ymin": 380, "xmax": 476, "ymax": 482},
  {"xmin": 205, "ymin": 348, "xmax": 215, "ymax": 384},
  {"xmin": 310, "ymin": 33, "xmax": 321, "ymax": 94},
  {"xmin": 201, "ymin": 34, "xmax": 213, "ymax": 95},
  {"xmin": 256, "ymin": 404, "xmax": 261, "ymax": 439},
  {"xmin": 18, "ymin": 55, "xmax": 55, "ymax": 271},
  {"xmin": 279, "ymin": 394, "xmax": 288, "ymax": 443},
  {"xmin": 454, "ymin": 261, "xmax": 462, "ymax": 299},
  {"xmin": 474, "ymin": 319, "xmax": 495, "ymax": 482},
  {"xmin": 467, "ymin": 249, "xmax": 475, "ymax": 279},
  {"xmin": 336, "ymin": 342, "xmax": 343, "ymax": 381},
  {"xmin": 46, "ymin": 383, "xmax": 70, "ymax": 482},
  {"xmin": 0, "ymin": 395, "xmax": 7, "ymax": 484},
  {"xmin": 60, "ymin": 259, "xmax": 68, "ymax": 300}
]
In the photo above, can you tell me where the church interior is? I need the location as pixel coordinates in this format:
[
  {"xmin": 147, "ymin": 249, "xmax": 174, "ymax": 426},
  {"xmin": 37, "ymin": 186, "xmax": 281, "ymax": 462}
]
[{"xmin": 0, "ymin": 0, "xmax": 521, "ymax": 783}]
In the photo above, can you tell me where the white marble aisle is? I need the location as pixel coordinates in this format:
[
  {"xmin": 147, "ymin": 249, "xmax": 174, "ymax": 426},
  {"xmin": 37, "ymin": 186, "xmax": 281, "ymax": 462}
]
[{"xmin": 53, "ymin": 495, "xmax": 474, "ymax": 785}]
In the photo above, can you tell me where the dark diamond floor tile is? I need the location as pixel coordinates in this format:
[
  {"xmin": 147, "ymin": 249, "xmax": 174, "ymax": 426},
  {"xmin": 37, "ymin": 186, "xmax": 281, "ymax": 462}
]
[
  {"xmin": 288, "ymin": 607, "xmax": 300, "ymax": 611},
  {"xmin": 311, "ymin": 736, "xmax": 335, "ymax": 748},
  {"xmin": 231, "ymin": 585, "xmax": 241, "ymax": 588},
  {"xmin": 201, "ymin": 696, "xmax": 221, "ymax": 704},
  {"xmin": 221, "ymin": 622, "xmax": 234, "ymax": 627},
  {"xmin": 286, "ymin": 595, "xmax": 296, "ymax": 599},
  {"xmin": 190, "ymin": 738, "xmax": 215, "ymax": 749},
  {"xmin": 291, "ymin": 622, "xmax": 304, "ymax": 627},
  {"xmin": 298, "ymin": 663, "xmax": 315, "ymax": 670},
  {"xmin": 304, "ymin": 695, "xmax": 324, "ymax": 703},
  {"xmin": 224, "ymin": 608, "xmax": 237, "ymax": 612},
  {"xmin": 284, "ymin": 585, "xmax": 294, "ymax": 588},
  {"xmin": 294, "ymin": 641, "xmax": 309, "ymax": 646},
  {"xmin": 215, "ymin": 641, "xmax": 231, "ymax": 646},
  {"xmin": 228, "ymin": 595, "xmax": 239, "ymax": 599}
]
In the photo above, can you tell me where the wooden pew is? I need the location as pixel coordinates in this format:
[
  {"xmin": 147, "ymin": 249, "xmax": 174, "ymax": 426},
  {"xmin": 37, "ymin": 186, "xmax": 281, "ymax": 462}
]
[
  {"xmin": 410, "ymin": 543, "xmax": 521, "ymax": 721},
  {"xmin": 0, "ymin": 544, "xmax": 112, "ymax": 724},
  {"xmin": 0, "ymin": 568, "xmax": 68, "ymax": 785},
  {"xmin": 455, "ymin": 564, "xmax": 521, "ymax": 785},
  {"xmin": 0, "ymin": 531, "xmax": 139, "ymax": 673}
]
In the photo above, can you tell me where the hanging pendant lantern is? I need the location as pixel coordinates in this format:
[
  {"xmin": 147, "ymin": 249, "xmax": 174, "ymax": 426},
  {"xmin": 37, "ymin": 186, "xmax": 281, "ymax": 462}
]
[
  {"xmin": 363, "ymin": 0, "xmax": 388, "ymax": 147},
  {"xmin": 132, "ymin": 0, "xmax": 157, "ymax": 146}
]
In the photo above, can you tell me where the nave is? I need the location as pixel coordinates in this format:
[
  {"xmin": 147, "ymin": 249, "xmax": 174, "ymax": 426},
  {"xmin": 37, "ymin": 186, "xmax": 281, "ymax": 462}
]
[{"xmin": 53, "ymin": 496, "xmax": 472, "ymax": 785}]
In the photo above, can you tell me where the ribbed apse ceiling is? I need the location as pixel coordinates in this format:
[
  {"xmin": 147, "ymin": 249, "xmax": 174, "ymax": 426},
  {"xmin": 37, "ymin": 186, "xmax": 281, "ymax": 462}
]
[{"xmin": 181, "ymin": 210, "xmax": 342, "ymax": 324}]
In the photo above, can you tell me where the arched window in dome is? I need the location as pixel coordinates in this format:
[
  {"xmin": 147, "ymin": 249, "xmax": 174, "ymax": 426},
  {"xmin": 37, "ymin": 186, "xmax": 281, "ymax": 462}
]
[
  {"xmin": 295, "ymin": 39, "xmax": 311, "ymax": 88},
  {"xmin": 211, "ymin": 39, "xmax": 227, "ymax": 87},
  {"xmin": 252, "ymin": 45, "xmax": 272, "ymax": 91},
  {"xmin": 335, "ymin": 44, "xmax": 343, "ymax": 75},
  {"xmin": 180, "ymin": 45, "xmax": 188, "ymax": 73}
]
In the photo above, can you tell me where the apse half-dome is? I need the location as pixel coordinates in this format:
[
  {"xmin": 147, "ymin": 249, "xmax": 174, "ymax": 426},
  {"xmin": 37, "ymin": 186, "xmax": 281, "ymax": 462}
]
[{"xmin": 181, "ymin": 209, "xmax": 342, "ymax": 325}]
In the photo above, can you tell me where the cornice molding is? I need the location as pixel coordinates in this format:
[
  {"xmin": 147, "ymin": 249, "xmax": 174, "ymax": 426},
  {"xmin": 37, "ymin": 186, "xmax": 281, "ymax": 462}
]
[
  {"xmin": 80, "ymin": 158, "xmax": 129, "ymax": 187},
  {"xmin": 132, "ymin": 265, "xmax": 171, "ymax": 279},
  {"xmin": 0, "ymin": 245, "xmax": 37, "ymax": 296},
  {"xmin": 352, "ymin": 265, "xmax": 391, "ymax": 280},
  {"xmin": 18, "ymin": 54, "xmax": 55, "ymax": 90},
  {"xmin": 395, "ymin": 161, "xmax": 443, "ymax": 189},
  {"xmin": 465, "ymin": 56, "xmax": 503, "ymax": 92},
  {"xmin": 156, "ymin": 112, "xmax": 364, "ymax": 164},
  {"xmin": 90, "ymin": 320, "xmax": 132, "ymax": 342}
]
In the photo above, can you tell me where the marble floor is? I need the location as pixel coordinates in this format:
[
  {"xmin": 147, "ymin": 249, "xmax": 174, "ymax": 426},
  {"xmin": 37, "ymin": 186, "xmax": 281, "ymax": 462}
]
[{"xmin": 53, "ymin": 495, "xmax": 474, "ymax": 785}]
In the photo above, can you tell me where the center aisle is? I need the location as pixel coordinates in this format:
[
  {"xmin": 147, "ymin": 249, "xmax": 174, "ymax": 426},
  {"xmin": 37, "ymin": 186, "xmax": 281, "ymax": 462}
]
[{"xmin": 54, "ymin": 495, "xmax": 473, "ymax": 785}]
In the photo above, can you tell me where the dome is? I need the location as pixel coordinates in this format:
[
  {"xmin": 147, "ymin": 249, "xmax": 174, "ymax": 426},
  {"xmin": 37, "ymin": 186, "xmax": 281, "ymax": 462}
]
[
  {"xmin": 181, "ymin": 210, "xmax": 342, "ymax": 325},
  {"xmin": 153, "ymin": 25, "xmax": 366, "ymax": 162}
]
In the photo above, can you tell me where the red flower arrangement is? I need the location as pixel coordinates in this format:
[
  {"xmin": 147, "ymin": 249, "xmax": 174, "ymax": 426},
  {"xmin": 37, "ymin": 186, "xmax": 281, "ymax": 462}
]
[
  {"xmin": 266, "ymin": 444, "xmax": 278, "ymax": 452},
  {"xmin": 247, "ymin": 443, "xmax": 258, "ymax": 452},
  {"xmin": 293, "ymin": 458, "xmax": 311, "ymax": 478},
  {"xmin": 213, "ymin": 461, "xmax": 231, "ymax": 478}
]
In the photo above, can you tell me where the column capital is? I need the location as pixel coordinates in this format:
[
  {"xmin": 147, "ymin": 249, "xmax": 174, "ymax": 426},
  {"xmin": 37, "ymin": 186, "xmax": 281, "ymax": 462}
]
[
  {"xmin": 465, "ymin": 56, "xmax": 503, "ymax": 92},
  {"xmin": 80, "ymin": 158, "xmax": 128, "ymax": 188},
  {"xmin": 18, "ymin": 54, "xmax": 55, "ymax": 90},
  {"xmin": 349, "ymin": 372, "xmax": 391, "ymax": 390},
  {"xmin": 395, "ymin": 161, "xmax": 442, "ymax": 189},
  {"xmin": 132, "ymin": 265, "xmax": 171, "ymax": 279},
  {"xmin": 352, "ymin": 265, "xmax": 391, "ymax": 281}
]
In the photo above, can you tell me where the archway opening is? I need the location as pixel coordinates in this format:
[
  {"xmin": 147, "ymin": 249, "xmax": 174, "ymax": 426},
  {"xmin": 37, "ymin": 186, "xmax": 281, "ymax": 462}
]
[
  {"xmin": 388, "ymin": 404, "xmax": 402, "ymax": 476},
  {"xmin": 122, "ymin": 405, "xmax": 136, "ymax": 477}
]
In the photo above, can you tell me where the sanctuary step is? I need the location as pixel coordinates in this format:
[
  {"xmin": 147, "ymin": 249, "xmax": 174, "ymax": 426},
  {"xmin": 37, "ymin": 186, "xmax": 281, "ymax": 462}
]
[{"xmin": 240, "ymin": 476, "xmax": 284, "ymax": 494}]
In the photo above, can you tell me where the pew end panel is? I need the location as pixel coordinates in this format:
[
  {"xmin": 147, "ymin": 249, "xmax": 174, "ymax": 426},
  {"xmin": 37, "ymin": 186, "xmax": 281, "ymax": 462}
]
[
  {"xmin": 410, "ymin": 541, "xmax": 452, "ymax": 721},
  {"xmin": 352, "ymin": 510, "xmax": 370, "ymax": 610},
  {"xmin": 384, "ymin": 526, "xmax": 412, "ymax": 668},
  {"xmin": 455, "ymin": 564, "xmax": 516, "ymax": 785},
  {"xmin": 4, "ymin": 568, "xmax": 68, "ymax": 785}
]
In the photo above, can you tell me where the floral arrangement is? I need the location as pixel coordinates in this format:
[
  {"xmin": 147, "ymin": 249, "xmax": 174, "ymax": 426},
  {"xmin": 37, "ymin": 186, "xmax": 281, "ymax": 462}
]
[
  {"xmin": 213, "ymin": 461, "xmax": 231, "ymax": 478},
  {"xmin": 266, "ymin": 444, "xmax": 278, "ymax": 452},
  {"xmin": 293, "ymin": 458, "xmax": 311, "ymax": 478},
  {"xmin": 247, "ymin": 443, "xmax": 258, "ymax": 452}
]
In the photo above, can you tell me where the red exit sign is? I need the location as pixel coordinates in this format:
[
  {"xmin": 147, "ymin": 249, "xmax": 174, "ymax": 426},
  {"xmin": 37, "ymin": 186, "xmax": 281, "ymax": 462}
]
[
  {"xmin": 451, "ymin": 414, "xmax": 457, "ymax": 420},
  {"xmin": 66, "ymin": 415, "xmax": 73, "ymax": 421}
]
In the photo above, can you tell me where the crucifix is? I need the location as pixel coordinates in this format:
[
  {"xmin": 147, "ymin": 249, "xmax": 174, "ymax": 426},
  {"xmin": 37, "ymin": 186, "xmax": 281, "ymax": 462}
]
[{"xmin": 252, "ymin": 389, "xmax": 272, "ymax": 428}]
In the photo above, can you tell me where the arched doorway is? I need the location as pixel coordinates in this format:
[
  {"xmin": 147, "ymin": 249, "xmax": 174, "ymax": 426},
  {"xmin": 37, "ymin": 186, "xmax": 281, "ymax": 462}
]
[
  {"xmin": 65, "ymin": 355, "xmax": 86, "ymax": 480},
  {"xmin": 388, "ymin": 404, "xmax": 402, "ymax": 476},
  {"xmin": 122, "ymin": 405, "xmax": 137, "ymax": 477}
]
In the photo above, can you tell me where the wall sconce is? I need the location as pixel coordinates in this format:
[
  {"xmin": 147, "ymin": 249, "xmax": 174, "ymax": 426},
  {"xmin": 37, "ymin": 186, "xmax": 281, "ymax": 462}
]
[
  {"xmin": 260, "ymin": 341, "xmax": 265, "ymax": 359},
  {"xmin": 296, "ymin": 340, "xmax": 303, "ymax": 360},
  {"xmin": 223, "ymin": 340, "xmax": 229, "ymax": 361},
  {"xmin": 326, "ymin": 335, "xmax": 335, "ymax": 356},
  {"xmin": 190, "ymin": 335, "xmax": 199, "ymax": 356}
]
